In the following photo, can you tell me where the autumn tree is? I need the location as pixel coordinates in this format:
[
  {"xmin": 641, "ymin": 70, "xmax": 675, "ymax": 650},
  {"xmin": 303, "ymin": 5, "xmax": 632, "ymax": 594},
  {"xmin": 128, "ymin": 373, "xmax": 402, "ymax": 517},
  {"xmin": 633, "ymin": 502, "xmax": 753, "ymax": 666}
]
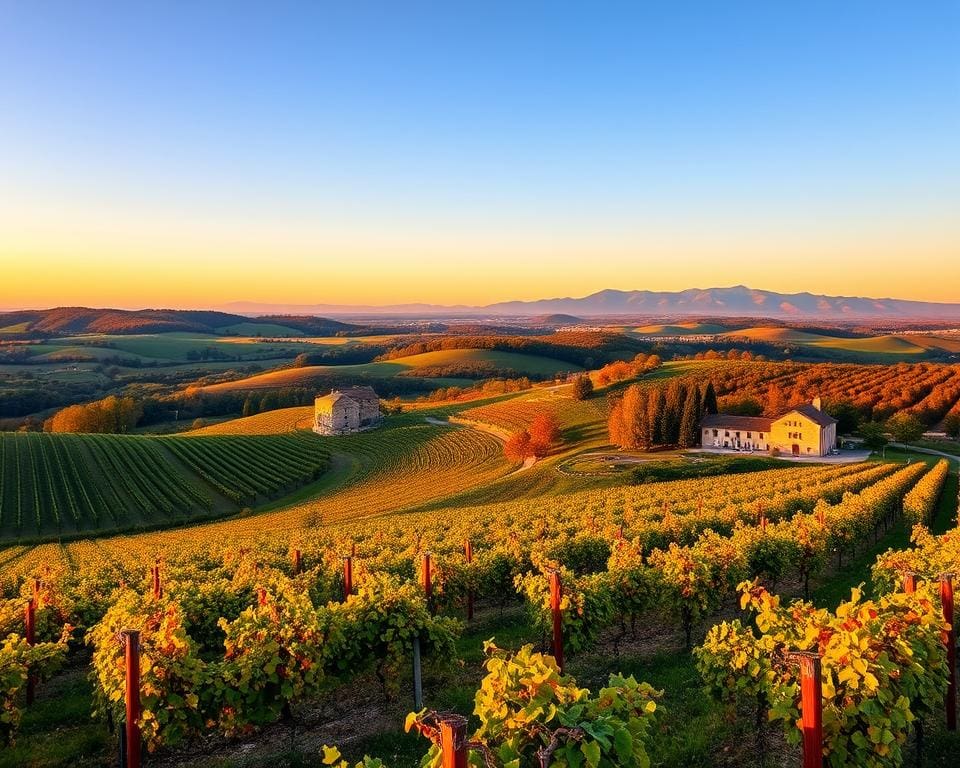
[
  {"xmin": 571, "ymin": 374, "xmax": 594, "ymax": 400},
  {"xmin": 46, "ymin": 395, "xmax": 143, "ymax": 434},
  {"xmin": 528, "ymin": 412, "xmax": 561, "ymax": 456},
  {"xmin": 504, "ymin": 430, "xmax": 533, "ymax": 462},
  {"xmin": 765, "ymin": 382, "xmax": 786, "ymax": 416},
  {"xmin": 608, "ymin": 398, "xmax": 626, "ymax": 448},
  {"xmin": 609, "ymin": 385, "xmax": 652, "ymax": 450}
]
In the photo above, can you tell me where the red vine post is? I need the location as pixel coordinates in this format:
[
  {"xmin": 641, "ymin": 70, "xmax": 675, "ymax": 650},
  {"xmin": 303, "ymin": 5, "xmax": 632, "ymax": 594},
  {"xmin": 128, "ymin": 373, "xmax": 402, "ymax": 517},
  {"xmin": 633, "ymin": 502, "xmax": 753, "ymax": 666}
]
[
  {"xmin": 293, "ymin": 549, "xmax": 302, "ymax": 575},
  {"xmin": 121, "ymin": 629, "xmax": 142, "ymax": 768},
  {"xmin": 25, "ymin": 598, "xmax": 36, "ymax": 705},
  {"xmin": 464, "ymin": 540, "xmax": 473, "ymax": 620},
  {"xmin": 549, "ymin": 569, "xmax": 564, "ymax": 672},
  {"xmin": 438, "ymin": 713, "xmax": 468, "ymax": 768},
  {"xmin": 941, "ymin": 573, "xmax": 956, "ymax": 731},
  {"xmin": 797, "ymin": 652, "xmax": 823, "ymax": 768},
  {"xmin": 342, "ymin": 555, "xmax": 353, "ymax": 601},
  {"xmin": 902, "ymin": 571, "xmax": 917, "ymax": 594}
]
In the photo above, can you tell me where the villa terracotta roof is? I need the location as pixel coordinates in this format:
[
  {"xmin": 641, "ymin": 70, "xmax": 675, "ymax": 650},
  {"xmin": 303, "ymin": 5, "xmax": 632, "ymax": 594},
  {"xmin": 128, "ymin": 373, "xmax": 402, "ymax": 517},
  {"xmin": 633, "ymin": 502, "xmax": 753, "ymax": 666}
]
[{"xmin": 700, "ymin": 414, "xmax": 773, "ymax": 431}]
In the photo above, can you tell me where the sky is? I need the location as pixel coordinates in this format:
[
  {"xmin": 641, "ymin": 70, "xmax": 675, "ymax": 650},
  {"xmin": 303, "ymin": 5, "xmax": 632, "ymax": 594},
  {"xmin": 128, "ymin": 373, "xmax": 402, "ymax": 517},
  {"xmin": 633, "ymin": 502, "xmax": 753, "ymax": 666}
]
[{"xmin": 1, "ymin": 1, "xmax": 958, "ymax": 309}]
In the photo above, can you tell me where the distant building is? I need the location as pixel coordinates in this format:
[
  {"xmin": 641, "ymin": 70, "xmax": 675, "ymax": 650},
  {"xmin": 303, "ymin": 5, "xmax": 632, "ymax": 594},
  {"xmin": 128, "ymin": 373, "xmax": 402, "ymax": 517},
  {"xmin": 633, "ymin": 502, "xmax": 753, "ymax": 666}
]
[
  {"xmin": 700, "ymin": 397, "xmax": 837, "ymax": 457},
  {"xmin": 313, "ymin": 386, "xmax": 382, "ymax": 435}
]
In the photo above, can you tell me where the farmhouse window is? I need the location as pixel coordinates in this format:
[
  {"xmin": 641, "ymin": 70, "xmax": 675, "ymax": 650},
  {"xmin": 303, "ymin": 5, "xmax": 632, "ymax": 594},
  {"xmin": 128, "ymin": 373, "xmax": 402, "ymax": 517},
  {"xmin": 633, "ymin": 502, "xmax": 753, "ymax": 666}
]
[{"xmin": 747, "ymin": 432, "xmax": 751, "ymax": 438}]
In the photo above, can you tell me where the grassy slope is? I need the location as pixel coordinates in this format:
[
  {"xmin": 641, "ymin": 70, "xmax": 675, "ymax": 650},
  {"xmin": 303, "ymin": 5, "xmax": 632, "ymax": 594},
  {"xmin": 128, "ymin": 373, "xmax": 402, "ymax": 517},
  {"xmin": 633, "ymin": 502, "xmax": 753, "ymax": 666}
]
[{"xmin": 201, "ymin": 349, "xmax": 580, "ymax": 393}]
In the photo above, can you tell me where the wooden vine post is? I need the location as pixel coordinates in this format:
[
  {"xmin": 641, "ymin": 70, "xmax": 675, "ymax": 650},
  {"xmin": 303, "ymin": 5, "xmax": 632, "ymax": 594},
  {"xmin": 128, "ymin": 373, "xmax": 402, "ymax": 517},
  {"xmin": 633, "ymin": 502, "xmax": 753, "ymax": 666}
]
[
  {"xmin": 293, "ymin": 548, "xmax": 302, "ymax": 575},
  {"xmin": 941, "ymin": 573, "xmax": 957, "ymax": 731},
  {"xmin": 464, "ymin": 539, "xmax": 473, "ymax": 620},
  {"xmin": 342, "ymin": 555, "xmax": 353, "ymax": 601},
  {"xmin": 797, "ymin": 652, "xmax": 823, "ymax": 768},
  {"xmin": 549, "ymin": 569, "xmax": 564, "ymax": 672},
  {"xmin": 121, "ymin": 629, "xmax": 142, "ymax": 768},
  {"xmin": 421, "ymin": 551, "xmax": 433, "ymax": 606},
  {"xmin": 25, "ymin": 597, "xmax": 36, "ymax": 705},
  {"xmin": 438, "ymin": 713, "xmax": 469, "ymax": 768},
  {"xmin": 151, "ymin": 560, "xmax": 162, "ymax": 600}
]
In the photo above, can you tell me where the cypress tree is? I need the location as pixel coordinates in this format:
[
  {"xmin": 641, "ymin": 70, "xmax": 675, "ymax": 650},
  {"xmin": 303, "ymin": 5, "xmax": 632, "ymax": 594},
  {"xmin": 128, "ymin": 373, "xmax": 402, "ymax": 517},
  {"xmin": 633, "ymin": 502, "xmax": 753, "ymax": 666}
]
[
  {"xmin": 701, "ymin": 381, "xmax": 718, "ymax": 415},
  {"xmin": 679, "ymin": 385, "xmax": 700, "ymax": 448}
]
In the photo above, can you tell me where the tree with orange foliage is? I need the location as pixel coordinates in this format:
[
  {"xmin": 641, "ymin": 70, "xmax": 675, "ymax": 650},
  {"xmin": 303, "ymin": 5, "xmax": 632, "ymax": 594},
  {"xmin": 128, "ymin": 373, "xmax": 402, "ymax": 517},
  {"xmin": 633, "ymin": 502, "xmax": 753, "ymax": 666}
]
[
  {"xmin": 528, "ymin": 412, "xmax": 561, "ymax": 456},
  {"xmin": 45, "ymin": 395, "xmax": 143, "ymax": 433},
  {"xmin": 504, "ymin": 430, "xmax": 533, "ymax": 462}
]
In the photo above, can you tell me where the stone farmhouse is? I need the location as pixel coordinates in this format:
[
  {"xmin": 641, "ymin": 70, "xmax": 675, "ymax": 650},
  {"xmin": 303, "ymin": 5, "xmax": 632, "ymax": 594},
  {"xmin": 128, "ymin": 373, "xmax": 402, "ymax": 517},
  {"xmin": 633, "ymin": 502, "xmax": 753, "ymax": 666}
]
[
  {"xmin": 313, "ymin": 386, "xmax": 382, "ymax": 435},
  {"xmin": 700, "ymin": 397, "xmax": 838, "ymax": 457}
]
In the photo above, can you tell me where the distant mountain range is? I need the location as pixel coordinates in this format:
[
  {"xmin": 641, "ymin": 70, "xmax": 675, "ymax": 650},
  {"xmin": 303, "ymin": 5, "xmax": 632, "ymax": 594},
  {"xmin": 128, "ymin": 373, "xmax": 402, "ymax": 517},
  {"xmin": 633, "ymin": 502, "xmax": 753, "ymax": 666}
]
[
  {"xmin": 221, "ymin": 286, "xmax": 960, "ymax": 320},
  {"xmin": 4, "ymin": 288, "xmax": 960, "ymax": 333}
]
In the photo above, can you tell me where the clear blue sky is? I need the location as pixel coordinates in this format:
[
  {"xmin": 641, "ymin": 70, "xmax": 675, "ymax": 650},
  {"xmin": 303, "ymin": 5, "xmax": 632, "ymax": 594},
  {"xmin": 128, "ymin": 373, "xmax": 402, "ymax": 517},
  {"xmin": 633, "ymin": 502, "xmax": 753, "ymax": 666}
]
[{"xmin": 1, "ymin": 1, "xmax": 958, "ymax": 307}]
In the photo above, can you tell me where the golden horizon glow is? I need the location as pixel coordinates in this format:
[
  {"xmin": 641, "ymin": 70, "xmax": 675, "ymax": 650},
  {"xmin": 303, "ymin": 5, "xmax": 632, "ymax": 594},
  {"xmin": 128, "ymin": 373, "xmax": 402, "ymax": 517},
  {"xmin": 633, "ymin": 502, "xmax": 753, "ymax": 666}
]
[{"xmin": 2, "ymin": 219, "xmax": 959, "ymax": 309}]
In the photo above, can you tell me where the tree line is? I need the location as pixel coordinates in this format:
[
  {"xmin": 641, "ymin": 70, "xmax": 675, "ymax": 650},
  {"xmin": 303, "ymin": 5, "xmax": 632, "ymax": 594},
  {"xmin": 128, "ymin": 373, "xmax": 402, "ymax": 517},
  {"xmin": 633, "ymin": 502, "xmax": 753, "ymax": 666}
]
[{"xmin": 608, "ymin": 380, "xmax": 718, "ymax": 450}]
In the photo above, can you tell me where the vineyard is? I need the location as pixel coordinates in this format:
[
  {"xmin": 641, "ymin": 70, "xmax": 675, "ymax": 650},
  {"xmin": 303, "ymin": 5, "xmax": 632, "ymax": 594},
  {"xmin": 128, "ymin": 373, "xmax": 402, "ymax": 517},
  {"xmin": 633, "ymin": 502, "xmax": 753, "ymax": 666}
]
[
  {"xmin": 687, "ymin": 361, "xmax": 960, "ymax": 425},
  {"xmin": 2, "ymin": 367, "xmax": 960, "ymax": 766},
  {"xmin": 0, "ymin": 451, "xmax": 956, "ymax": 767},
  {"xmin": 188, "ymin": 406, "xmax": 314, "ymax": 435},
  {"xmin": 0, "ymin": 431, "xmax": 330, "ymax": 541}
]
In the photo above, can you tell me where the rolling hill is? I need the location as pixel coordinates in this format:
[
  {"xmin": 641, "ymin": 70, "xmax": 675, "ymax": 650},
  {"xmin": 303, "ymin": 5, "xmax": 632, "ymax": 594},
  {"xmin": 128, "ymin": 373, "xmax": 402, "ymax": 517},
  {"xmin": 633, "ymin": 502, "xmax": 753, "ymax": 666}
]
[
  {"xmin": 0, "ymin": 307, "xmax": 371, "ymax": 337},
  {"xmin": 719, "ymin": 327, "xmax": 941, "ymax": 355},
  {"xmin": 201, "ymin": 349, "xmax": 582, "ymax": 392},
  {"xmin": 631, "ymin": 321, "xmax": 731, "ymax": 336}
]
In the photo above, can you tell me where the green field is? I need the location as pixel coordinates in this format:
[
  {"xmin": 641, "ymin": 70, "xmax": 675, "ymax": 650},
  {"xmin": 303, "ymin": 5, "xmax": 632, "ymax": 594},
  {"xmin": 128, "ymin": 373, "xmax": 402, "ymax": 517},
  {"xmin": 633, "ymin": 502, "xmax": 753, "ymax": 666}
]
[
  {"xmin": 9, "ymin": 332, "xmax": 395, "ymax": 366},
  {"xmin": 0, "ymin": 431, "xmax": 330, "ymax": 541},
  {"xmin": 202, "ymin": 348, "xmax": 581, "ymax": 392}
]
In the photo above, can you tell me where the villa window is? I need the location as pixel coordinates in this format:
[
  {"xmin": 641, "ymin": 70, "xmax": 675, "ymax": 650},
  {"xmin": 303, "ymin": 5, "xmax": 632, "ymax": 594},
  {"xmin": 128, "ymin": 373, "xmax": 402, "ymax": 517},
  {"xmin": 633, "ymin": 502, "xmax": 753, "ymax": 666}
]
[{"xmin": 746, "ymin": 432, "xmax": 751, "ymax": 438}]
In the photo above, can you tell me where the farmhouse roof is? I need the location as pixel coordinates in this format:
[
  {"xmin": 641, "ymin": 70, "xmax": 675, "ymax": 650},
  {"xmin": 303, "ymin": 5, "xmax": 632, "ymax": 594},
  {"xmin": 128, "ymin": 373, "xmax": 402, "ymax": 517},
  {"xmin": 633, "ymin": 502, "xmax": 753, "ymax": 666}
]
[
  {"xmin": 336, "ymin": 386, "xmax": 379, "ymax": 403},
  {"xmin": 781, "ymin": 403, "xmax": 838, "ymax": 427},
  {"xmin": 314, "ymin": 392, "xmax": 359, "ymax": 413},
  {"xmin": 700, "ymin": 414, "xmax": 773, "ymax": 431}
]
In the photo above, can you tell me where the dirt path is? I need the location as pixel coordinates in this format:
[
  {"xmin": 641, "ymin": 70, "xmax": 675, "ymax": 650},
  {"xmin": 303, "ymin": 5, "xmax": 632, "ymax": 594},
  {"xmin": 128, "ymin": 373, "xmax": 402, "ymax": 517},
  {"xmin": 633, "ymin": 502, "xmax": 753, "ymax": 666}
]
[{"xmin": 889, "ymin": 442, "xmax": 960, "ymax": 463}]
